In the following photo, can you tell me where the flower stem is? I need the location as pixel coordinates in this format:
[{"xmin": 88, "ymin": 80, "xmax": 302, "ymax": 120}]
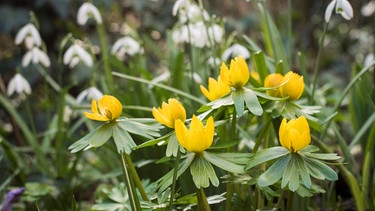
[
  {"xmin": 123, "ymin": 153, "xmax": 149, "ymax": 201},
  {"xmin": 196, "ymin": 188, "xmax": 211, "ymax": 211},
  {"xmin": 309, "ymin": 22, "xmax": 328, "ymax": 104},
  {"xmin": 313, "ymin": 135, "xmax": 366, "ymax": 211},
  {"xmin": 96, "ymin": 23, "xmax": 114, "ymax": 92},
  {"xmin": 361, "ymin": 123, "xmax": 375, "ymax": 206},
  {"xmin": 120, "ymin": 152, "xmax": 141, "ymax": 211},
  {"xmin": 225, "ymin": 110, "xmax": 237, "ymax": 211},
  {"xmin": 286, "ymin": 191, "xmax": 294, "ymax": 211},
  {"xmin": 169, "ymin": 148, "xmax": 181, "ymax": 211}
]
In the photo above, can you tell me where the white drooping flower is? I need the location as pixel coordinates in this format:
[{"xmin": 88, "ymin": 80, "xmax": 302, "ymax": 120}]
[
  {"xmin": 63, "ymin": 44, "xmax": 93, "ymax": 68},
  {"xmin": 77, "ymin": 2, "xmax": 102, "ymax": 25},
  {"xmin": 172, "ymin": 22, "xmax": 224, "ymax": 48},
  {"xmin": 172, "ymin": 0, "xmax": 191, "ymax": 16},
  {"xmin": 22, "ymin": 47, "xmax": 51, "ymax": 68},
  {"xmin": 7, "ymin": 73, "xmax": 32, "ymax": 96},
  {"xmin": 111, "ymin": 36, "xmax": 143, "ymax": 59},
  {"xmin": 222, "ymin": 44, "xmax": 251, "ymax": 61},
  {"xmin": 361, "ymin": 1, "xmax": 375, "ymax": 17},
  {"xmin": 325, "ymin": 0, "xmax": 354, "ymax": 22},
  {"xmin": 14, "ymin": 23, "xmax": 42, "ymax": 49},
  {"xmin": 178, "ymin": 4, "xmax": 209, "ymax": 23},
  {"xmin": 76, "ymin": 86, "xmax": 103, "ymax": 104}
]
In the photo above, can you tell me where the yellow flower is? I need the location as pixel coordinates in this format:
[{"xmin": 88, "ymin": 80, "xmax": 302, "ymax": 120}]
[
  {"xmin": 175, "ymin": 115, "xmax": 214, "ymax": 153},
  {"xmin": 280, "ymin": 71, "xmax": 304, "ymax": 101},
  {"xmin": 250, "ymin": 71, "xmax": 261, "ymax": 83},
  {"xmin": 84, "ymin": 95, "xmax": 122, "ymax": 122},
  {"xmin": 279, "ymin": 116, "xmax": 311, "ymax": 153},
  {"xmin": 152, "ymin": 98, "xmax": 186, "ymax": 128},
  {"xmin": 264, "ymin": 73, "xmax": 284, "ymax": 98},
  {"xmin": 220, "ymin": 57, "xmax": 249, "ymax": 89},
  {"xmin": 200, "ymin": 76, "xmax": 230, "ymax": 101}
]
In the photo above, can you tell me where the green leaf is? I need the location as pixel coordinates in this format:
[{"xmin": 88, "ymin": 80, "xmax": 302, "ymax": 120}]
[
  {"xmin": 190, "ymin": 155, "xmax": 219, "ymax": 188},
  {"xmin": 303, "ymin": 152, "xmax": 341, "ymax": 161},
  {"xmin": 243, "ymin": 88, "xmax": 263, "ymax": 116},
  {"xmin": 304, "ymin": 157, "xmax": 338, "ymax": 181},
  {"xmin": 294, "ymin": 154, "xmax": 311, "ymax": 189},
  {"xmin": 69, "ymin": 127, "xmax": 98, "ymax": 153},
  {"xmin": 135, "ymin": 131, "xmax": 174, "ymax": 149},
  {"xmin": 112, "ymin": 125, "xmax": 137, "ymax": 154},
  {"xmin": 157, "ymin": 153, "xmax": 195, "ymax": 193},
  {"xmin": 117, "ymin": 119, "xmax": 160, "ymax": 139},
  {"xmin": 204, "ymin": 152, "xmax": 247, "ymax": 174},
  {"xmin": 258, "ymin": 154, "xmax": 290, "ymax": 188},
  {"xmin": 207, "ymin": 94, "xmax": 234, "ymax": 110},
  {"xmin": 253, "ymin": 51, "xmax": 268, "ymax": 83},
  {"xmin": 232, "ymin": 90, "xmax": 245, "ymax": 116},
  {"xmin": 166, "ymin": 132, "xmax": 185, "ymax": 157},
  {"xmin": 89, "ymin": 123, "xmax": 114, "ymax": 148},
  {"xmin": 206, "ymin": 152, "xmax": 253, "ymax": 165},
  {"xmin": 282, "ymin": 155, "xmax": 299, "ymax": 191},
  {"xmin": 245, "ymin": 146, "xmax": 289, "ymax": 170}
]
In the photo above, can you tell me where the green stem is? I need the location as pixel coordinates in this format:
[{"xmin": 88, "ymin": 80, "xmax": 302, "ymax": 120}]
[
  {"xmin": 286, "ymin": 191, "xmax": 294, "ymax": 211},
  {"xmin": 309, "ymin": 22, "xmax": 328, "ymax": 104},
  {"xmin": 120, "ymin": 152, "xmax": 141, "ymax": 211},
  {"xmin": 313, "ymin": 136, "xmax": 366, "ymax": 211},
  {"xmin": 361, "ymin": 123, "xmax": 375, "ymax": 203},
  {"xmin": 287, "ymin": 0, "xmax": 292, "ymax": 65},
  {"xmin": 225, "ymin": 110, "xmax": 237, "ymax": 211},
  {"xmin": 0, "ymin": 94, "xmax": 50, "ymax": 176},
  {"xmin": 124, "ymin": 153, "xmax": 149, "ymax": 201},
  {"xmin": 196, "ymin": 188, "xmax": 211, "ymax": 211},
  {"xmin": 96, "ymin": 23, "xmax": 114, "ymax": 92},
  {"xmin": 169, "ymin": 148, "xmax": 181, "ymax": 211},
  {"xmin": 320, "ymin": 61, "xmax": 375, "ymax": 140}
]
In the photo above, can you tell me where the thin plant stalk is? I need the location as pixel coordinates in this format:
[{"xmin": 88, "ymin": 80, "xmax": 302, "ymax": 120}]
[
  {"xmin": 196, "ymin": 188, "xmax": 211, "ymax": 211},
  {"xmin": 169, "ymin": 147, "xmax": 182, "ymax": 211},
  {"xmin": 309, "ymin": 22, "xmax": 329, "ymax": 104},
  {"xmin": 361, "ymin": 123, "xmax": 375, "ymax": 202},
  {"xmin": 225, "ymin": 110, "xmax": 237, "ymax": 211},
  {"xmin": 96, "ymin": 23, "xmax": 114, "ymax": 92},
  {"xmin": 320, "ymin": 61, "xmax": 375, "ymax": 140},
  {"xmin": 124, "ymin": 153, "xmax": 149, "ymax": 201},
  {"xmin": 313, "ymin": 135, "xmax": 366, "ymax": 211},
  {"xmin": 287, "ymin": 0, "xmax": 292, "ymax": 65},
  {"xmin": 120, "ymin": 152, "xmax": 141, "ymax": 211},
  {"xmin": 286, "ymin": 191, "xmax": 294, "ymax": 211}
]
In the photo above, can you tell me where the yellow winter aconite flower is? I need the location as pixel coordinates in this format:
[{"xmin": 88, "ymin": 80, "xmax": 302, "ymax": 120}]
[
  {"xmin": 279, "ymin": 116, "xmax": 311, "ymax": 153},
  {"xmin": 175, "ymin": 115, "xmax": 214, "ymax": 153},
  {"xmin": 220, "ymin": 57, "xmax": 249, "ymax": 89},
  {"xmin": 280, "ymin": 71, "xmax": 304, "ymax": 101},
  {"xmin": 264, "ymin": 73, "xmax": 284, "ymax": 98},
  {"xmin": 84, "ymin": 95, "xmax": 122, "ymax": 122},
  {"xmin": 200, "ymin": 76, "xmax": 230, "ymax": 101},
  {"xmin": 152, "ymin": 98, "xmax": 186, "ymax": 128}
]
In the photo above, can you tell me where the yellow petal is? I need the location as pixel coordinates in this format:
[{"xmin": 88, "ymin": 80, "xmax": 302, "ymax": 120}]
[
  {"xmin": 230, "ymin": 57, "xmax": 249, "ymax": 89},
  {"xmin": 175, "ymin": 119, "xmax": 188, "ymax": 149},
  {"xmin": 219, "ymin": 62, "xmax": 230, "ymax": 86},
  {"xmin": 264, "ymin": 73, "xmax": 283, "ymax": 97}
]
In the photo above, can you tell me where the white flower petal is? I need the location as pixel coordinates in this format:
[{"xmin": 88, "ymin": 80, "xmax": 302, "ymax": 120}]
[
  {"xmin": 7, "ymin": 73, "xmax": 31, "ymax": 96},
  {"xmin": 325, "ymin": 0, "xmax": 336, "ymax": 22},
  {"xmin": 77, "ymin": 3, "xmax": 102, "ymax": 25},
  {"xmin": 14, "ymin": 23, "xmax": 41, "ymax": 48},
  {"xmin": 35, "ymin": 48, "xmax": 51, "ymax": 67},
  {"xmin": 22, "ymin": 50, "xmax": 33, "ymax": 67},
  {"xmin": 63, "ymin": 46, "xmax": 75, "ymax": 65},
  {"xmin": 339, "ymin": 0, "xmax": 354, "ymax": 20},
  {"xmin": 222, "ymin": 44, "xmax": 251, "ymax": 61},
  {"xmin": 75, "ymin": 45, "xmax": 93, "ymax": 67}
]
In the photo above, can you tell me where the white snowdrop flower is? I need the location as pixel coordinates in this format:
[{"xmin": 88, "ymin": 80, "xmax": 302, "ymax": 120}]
[
  {"xmin": 7, "ymin": 73, "xmax": 32, "ymax": 96},
  {"xmin": 14, "ymin": 23, "xmax": 42, "ymax": 49},
  {"xmin": 361, "ymin": 1, "xmax": 375, "ymax": 17},
  {"xmin": 111, "ymin": 36, "xmax": 142, "ymax": 59},
  {"xmin": 192, "ymin": 72, "xmax": 202, "ymax": 84},
  {"xmin": 63, "ymin": 44, "xmax": 93, "ymax": 68},
  {"xmin": 325, "ymin": 0, "xmax": 353, "ymax": 22},
  {"xmin": 77, "ymin": 2, "xmax": 102, "ymax": 25},
  {"xmin": 76, "ymin": 86, "xmax": 103, "ymax": 104},
  {"xmin": 208, "ymin": 24, "xmax": 224, "ymax": 43},
  {"xmin": 179, "ymin": 4, "xmax": 209, "ymax": 23},
  {"xmin": 22, "ymin": 47, "xmax": 51, "ymax": 68},
  {"xmin": 172, "ymin": 0, "xmax": 191, "ymax": 16},
  {"xmin": 207, "ymin": 57, "xmax": 221, "ymax": 67},
  {"xmin": 364, "ymin": 53, "xmax": 374, "ymax": 67},
  {"xmin": 222, "ymin": 44, "xmax": 251, "ymax": 61},
  {"xmin": 172, "ymin": 25, "xmax": 190, "ymax": 45}
]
